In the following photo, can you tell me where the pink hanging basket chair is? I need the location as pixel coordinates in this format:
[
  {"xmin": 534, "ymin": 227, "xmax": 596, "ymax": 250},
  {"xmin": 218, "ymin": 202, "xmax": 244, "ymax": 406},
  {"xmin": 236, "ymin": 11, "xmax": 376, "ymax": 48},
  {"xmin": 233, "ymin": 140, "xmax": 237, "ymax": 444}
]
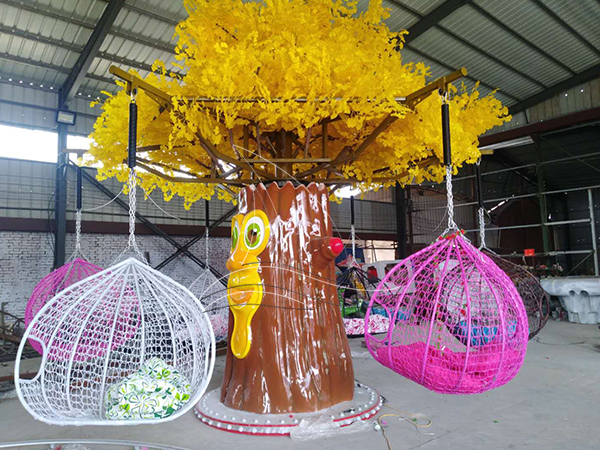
[
  {"xmin": 483, "ymin": 251, "xmax": 550, "ymax": 340},
  {"xmin": 25, "ymin": 258, "xmax": 103, "ymax": 355},
  {"xmin": 365, "ymin": 232, "xmax": 529, "ymax": 394}
]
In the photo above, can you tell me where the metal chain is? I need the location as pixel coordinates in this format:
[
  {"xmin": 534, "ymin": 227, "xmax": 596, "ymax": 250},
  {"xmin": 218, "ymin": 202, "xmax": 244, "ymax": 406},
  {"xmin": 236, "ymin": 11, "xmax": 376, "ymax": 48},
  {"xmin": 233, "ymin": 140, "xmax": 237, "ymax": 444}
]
[
  {"xmin": 204, "ymin": 227, "xmax": 210, "ymax": 269},
  {"xmin": 478, "ymin": 207, "xmax": 486, "ymax": 250},
  {"xmin": 67, "ymin": 209, "xmax": 89, "ymax": 262},
  {"xmin": 442, "ymin": 165, "xmax": 459, "ymax": 236},
  {"xmin": 115, "ymin": 170, "xmax": 147, "ymax": 264},
  {"xmin": 75, "ymin": 209, "xmax": 82, "ymax": 253}
]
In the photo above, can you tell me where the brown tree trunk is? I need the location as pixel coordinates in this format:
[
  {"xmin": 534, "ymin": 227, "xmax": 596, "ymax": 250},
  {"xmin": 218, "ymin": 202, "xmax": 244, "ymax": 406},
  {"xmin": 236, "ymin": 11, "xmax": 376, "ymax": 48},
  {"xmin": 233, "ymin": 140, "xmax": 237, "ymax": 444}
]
[{"xmin": 220, "ymin": 182, "xmax": 354, "ymax": 414}]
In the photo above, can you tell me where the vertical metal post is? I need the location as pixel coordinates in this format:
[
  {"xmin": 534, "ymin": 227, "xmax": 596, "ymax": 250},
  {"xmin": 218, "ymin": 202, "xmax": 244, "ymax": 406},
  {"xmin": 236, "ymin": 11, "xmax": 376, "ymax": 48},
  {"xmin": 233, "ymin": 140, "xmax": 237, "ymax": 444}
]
[
  {"xmin": 588, "ymin": 189, "xmax": 599, "ymax": 276},
  {"xmin": 395, "ymin": 183, "xmax": 407, "ymax": 259},
  {"xmin": 350, "ymin": 196, "xmax": 356, "ymax": 262},
  {"xmin": 533, "ymin": 135, "xmax": 550, "ymax": 260},
  {"xmin": 407, "ymin": 186, "xmax": 414, "ymax": 254},
  {"xmin": 537, "ymin": 166, "xmax": 550, "ymax": 256},
  {"xmin": 54, "ymin": 124, "xmax": 68, "ymax": 268}
]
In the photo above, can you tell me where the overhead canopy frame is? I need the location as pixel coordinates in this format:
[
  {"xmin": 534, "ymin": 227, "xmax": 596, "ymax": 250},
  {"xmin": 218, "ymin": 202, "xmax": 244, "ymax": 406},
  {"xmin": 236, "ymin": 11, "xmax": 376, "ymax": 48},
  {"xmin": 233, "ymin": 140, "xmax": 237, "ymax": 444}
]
[{"xmin": 108, "ymin": 65, "xmax": 467, "ymax": 187}]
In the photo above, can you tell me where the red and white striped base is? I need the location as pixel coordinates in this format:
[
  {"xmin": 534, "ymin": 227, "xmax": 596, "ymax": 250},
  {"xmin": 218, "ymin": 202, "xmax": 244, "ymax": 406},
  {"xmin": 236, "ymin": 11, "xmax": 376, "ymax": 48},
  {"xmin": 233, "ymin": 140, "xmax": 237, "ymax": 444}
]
[{"xmin": 194, "ymin": 381, "xmax": 382, "ymax": 436}]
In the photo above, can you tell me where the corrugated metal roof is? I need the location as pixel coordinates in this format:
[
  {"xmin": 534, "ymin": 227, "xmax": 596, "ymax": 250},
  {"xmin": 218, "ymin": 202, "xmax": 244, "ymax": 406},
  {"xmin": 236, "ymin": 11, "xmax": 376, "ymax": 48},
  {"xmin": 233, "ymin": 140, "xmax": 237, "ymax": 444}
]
[
  {"xmin": 476, "ymin": 0, "xmax": 600, "ymax": 73},
  {"xmin": 399, "ymin": 0, "xmax": 446, "ymax": 16},
  {"xmin": 0, "ymin": 0, "xmax": 598, "ymax": 136},
  {"xmin": 412, "ymin": 28, "xmax": 541, "ymax": 100},
  {"xmin": 543, "ymin": 0, "xmax": 600, "ymax": 51},
  {"xmin": 440, "ymin": 5, "xmax": 569, "ymax": 88}
]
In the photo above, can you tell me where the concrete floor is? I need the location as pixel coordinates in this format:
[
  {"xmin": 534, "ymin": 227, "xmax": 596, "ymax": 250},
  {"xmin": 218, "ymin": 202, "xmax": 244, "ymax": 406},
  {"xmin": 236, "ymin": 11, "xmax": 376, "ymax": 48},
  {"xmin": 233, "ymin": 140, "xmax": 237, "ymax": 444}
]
[{"xmin": 1, "ymin": 320, "xmax": 599, "ymax": 450}]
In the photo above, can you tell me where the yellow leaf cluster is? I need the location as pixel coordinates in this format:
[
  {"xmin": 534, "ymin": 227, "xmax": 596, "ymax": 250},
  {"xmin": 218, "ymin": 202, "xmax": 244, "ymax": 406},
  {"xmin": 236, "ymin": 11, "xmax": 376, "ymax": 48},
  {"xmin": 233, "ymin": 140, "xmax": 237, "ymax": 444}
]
[{"xmin": 88, "ymin": 0, "xmax": 510, "ymax": 207}]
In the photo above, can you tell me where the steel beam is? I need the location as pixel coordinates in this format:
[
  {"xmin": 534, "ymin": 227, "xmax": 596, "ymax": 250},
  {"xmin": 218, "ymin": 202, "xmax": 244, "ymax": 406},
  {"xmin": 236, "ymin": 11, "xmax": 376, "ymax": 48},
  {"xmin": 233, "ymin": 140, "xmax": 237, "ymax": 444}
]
[
  {"xmin": 74, "ymin": 164, "xmax": 220, "ymax": 274},
  {"xmin": 59, "ymin": 0, "xmax": 124, "ymax": 107},
  {"xmin": 0, "ymin": 52, "xmax": 70, "ymax": 73},
  {"xmin": 480, "ymin": 106, "xmax": 600, "ymax": 146},
  {"xmin": 0, "ymin": 0, "xmax": 174, "ymax": 55},
  {"xmin": 509, "ymin": 63, "xmax": 600, "ymax": 115},
  {"xmin": 403, "ymin": 0, "xmax": 469, "ymax": 44},
  {"xmin": 588, "ymin": 189, "xmax": 599, "ymax": 276},
  {"xmin": 154, "ymin": 206, "xmax": 237, "ymax": 277},
  {"xmin": 492, "ymin": 152, "xmax": 538, "ymax": 189},
  {"xmin": 0, "ymin": 25, "xmax": 174, "ymax": 76}
]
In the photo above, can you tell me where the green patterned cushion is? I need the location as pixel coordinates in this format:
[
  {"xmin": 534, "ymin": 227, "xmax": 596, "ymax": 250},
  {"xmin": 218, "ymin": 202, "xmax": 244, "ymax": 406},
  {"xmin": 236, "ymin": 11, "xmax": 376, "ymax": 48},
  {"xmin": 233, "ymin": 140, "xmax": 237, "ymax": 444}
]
[{"xmin": 104, "ymin": 357, "xmax": 192, "ymax": 420}]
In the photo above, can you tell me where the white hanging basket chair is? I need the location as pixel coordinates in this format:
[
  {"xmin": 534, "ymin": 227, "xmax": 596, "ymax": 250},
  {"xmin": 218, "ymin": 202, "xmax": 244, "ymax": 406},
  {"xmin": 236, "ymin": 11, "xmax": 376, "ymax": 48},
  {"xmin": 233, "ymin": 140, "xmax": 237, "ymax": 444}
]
[{"xmin": 15, "ymin": 257, "xmax": 216, "ymax": 426}]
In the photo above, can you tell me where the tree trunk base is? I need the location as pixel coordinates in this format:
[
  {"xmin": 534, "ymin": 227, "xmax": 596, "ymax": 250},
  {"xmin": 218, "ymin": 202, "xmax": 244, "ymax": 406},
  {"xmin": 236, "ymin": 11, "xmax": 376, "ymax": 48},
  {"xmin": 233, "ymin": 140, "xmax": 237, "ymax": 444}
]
[
  {"xmin": 197, "ymin": 381, "xmax": 382, "ymax": 436},
  {"xmin": 220, "ymin": 183, "xmax": 355, "ymax": 414}
]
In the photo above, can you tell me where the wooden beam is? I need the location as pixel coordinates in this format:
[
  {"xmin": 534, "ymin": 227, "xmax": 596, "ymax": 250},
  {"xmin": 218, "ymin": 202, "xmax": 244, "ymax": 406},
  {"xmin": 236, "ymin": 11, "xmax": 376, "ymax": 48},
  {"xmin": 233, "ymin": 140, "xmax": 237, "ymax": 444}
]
[
  {"xmin": 321, "ymin": 122, "xmax": 328, "ymax": 158},
  {"xmin": 244, "ymin": 158, "xmax": 332, "ymax": 164},
  {"xmin": 109, "ymin": 66, "xmax": 172, "ymax": 107},
  {"xmin": 138, "ymin": 156, "xmax": 438, "ymax": 186}
]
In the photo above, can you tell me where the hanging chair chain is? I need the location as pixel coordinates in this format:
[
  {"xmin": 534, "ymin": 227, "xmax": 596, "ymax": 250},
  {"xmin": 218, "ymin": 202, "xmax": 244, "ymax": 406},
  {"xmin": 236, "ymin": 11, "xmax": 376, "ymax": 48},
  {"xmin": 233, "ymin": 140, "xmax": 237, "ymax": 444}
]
[
  {"xmin": 443, "ymin": 165, "xmax": 459, "ymax": 236},
  {"xmin": 205, "ymin": 227, "xmax": 210, "ymax": 269},
  {"xmin": 478, "ymin": 206, "xmax": 486, "ymax": 250},
  {"xmin": 128, "ymin": 170, "xmax": 146, "ymax": 262},
  {"xmin": 114, "ymin": 170, "xmax": 147, "ymax": 263},
  {"xmin": 67, "ymin": 209, "xmax": 89, "ymax": 262},
  {"xmin": 74, "ymin": 209, "xmax": 82, "ymax": 254},
  {"xmin": 439, "ymin": 90, "xmax": 460, "ymax": 237}
]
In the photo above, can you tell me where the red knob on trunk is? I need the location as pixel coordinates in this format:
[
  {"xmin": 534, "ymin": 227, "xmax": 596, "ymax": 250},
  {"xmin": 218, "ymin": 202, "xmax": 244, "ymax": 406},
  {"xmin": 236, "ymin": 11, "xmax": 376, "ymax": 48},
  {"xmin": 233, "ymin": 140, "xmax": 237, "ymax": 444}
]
[{"xmin": 329, "ymin": 237, "xmax": 344, "ymax": 255}]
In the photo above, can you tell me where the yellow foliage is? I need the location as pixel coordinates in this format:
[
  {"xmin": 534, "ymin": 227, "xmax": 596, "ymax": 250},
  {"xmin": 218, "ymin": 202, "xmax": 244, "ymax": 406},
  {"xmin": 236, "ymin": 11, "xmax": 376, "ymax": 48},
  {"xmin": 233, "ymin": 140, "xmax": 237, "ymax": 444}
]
[{"xmin": 88, "ymin": 0, "xmax": 510, "ymax": 206}]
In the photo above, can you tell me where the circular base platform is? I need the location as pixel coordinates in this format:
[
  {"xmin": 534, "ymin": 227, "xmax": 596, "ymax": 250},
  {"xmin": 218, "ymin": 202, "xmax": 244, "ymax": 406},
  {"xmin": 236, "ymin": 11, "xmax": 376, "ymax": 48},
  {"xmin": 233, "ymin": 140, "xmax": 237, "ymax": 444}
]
[{"xmin": 194, "ymin": 381, "xmax": 381, "ymax": 436}]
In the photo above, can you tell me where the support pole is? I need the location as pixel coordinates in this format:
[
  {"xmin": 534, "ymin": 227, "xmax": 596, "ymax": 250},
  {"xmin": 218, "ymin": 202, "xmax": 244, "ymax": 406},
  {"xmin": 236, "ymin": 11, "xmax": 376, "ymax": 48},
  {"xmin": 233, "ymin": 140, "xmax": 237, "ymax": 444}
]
[
  {"xmin": 588, "ymin": 189, "xmax": 599, "ymax": 276},
  {"xmin": 407, "ymin": 186, "xmax": 414, "ymax": 254},
  {"xmin": 54, "ymin": 125, "xmax": 68, "ymax": 268},
  {"xmin": 533, "ymin": 135, "xmax": 550, "ymax": 261},
  {"xmin": 350, "ymin": 196, "xmax": 356, "ymax": 263},
  {"xmin": 395, "ymin": 183, "xmax": 407, "ymax": 259},
  {"xmin": 537, "ymin": 166, "xmax": 550, "ymax": 256}
]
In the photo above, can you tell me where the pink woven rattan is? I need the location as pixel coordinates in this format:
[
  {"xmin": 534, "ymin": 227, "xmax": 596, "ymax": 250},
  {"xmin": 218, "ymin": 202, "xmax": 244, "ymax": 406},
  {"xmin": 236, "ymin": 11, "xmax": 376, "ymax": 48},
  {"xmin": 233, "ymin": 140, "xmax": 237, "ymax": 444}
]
[
  {"xmin": 483, "ymin": 251, "xmax": 550, "ymax": 340},
  {"xmin": 365, "ymin": 233, "xmax": 528, "ymax": 394},
  {"xmin": 25, "ymin": 258, "xmax": 102, "ymax": 355}
]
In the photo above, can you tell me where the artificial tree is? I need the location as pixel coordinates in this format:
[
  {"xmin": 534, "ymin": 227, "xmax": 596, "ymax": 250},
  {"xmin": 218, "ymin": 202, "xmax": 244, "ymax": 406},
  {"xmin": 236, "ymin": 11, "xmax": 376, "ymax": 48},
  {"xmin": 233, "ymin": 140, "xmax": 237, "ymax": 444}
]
[{"xmin": 88, "ymin": 0, "xmax": 511, "ymax": 417}]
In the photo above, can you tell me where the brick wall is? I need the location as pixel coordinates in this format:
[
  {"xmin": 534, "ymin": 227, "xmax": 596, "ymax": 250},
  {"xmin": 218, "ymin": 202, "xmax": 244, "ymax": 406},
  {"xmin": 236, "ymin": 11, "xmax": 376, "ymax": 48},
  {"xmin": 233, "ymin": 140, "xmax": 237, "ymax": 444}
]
[{"xmin": 0, "ymin": 231, "xmax": 230, "ymax": 320}]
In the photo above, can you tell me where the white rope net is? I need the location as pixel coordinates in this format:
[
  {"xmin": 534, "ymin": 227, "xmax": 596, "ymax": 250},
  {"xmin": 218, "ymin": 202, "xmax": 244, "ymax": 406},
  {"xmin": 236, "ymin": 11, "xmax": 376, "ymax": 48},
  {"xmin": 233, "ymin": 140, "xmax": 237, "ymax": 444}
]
[
  {"xmin": 189, "ymin": 225, "xmax": 229, "ymax": 344},
  {"xmin": 189, "ymin": 267, "xmax": 229, "ymax": 344}
]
